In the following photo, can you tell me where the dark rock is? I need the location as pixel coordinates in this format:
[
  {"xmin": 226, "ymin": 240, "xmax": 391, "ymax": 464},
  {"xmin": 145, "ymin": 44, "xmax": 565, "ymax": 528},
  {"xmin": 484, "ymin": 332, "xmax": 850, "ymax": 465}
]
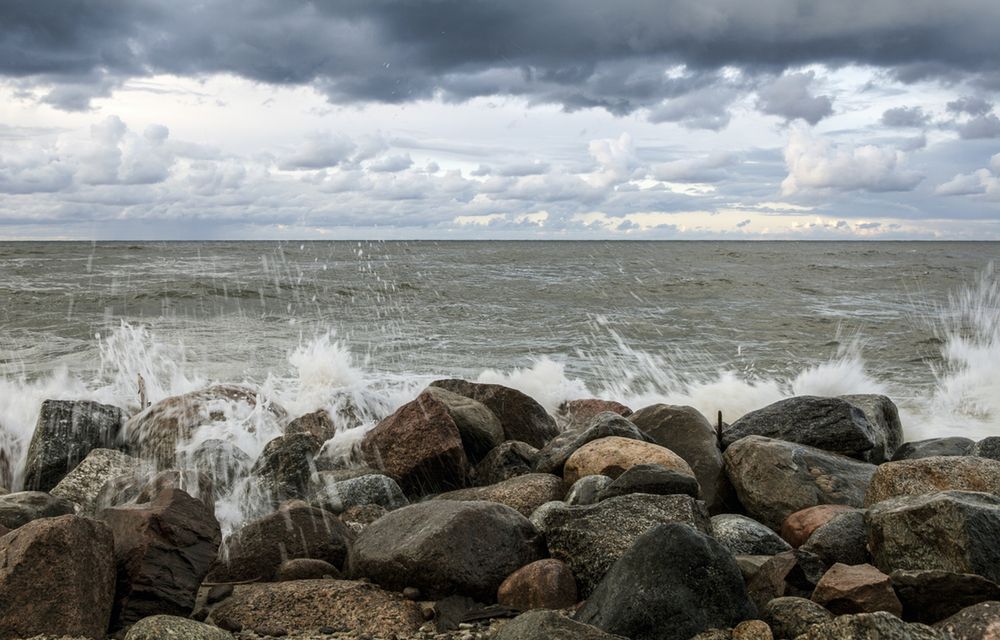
[
  {"xmin": 736, "ymin": 555, "xmax": 775, "ymax": 583},
  {"xmin": 891, "ymin": 437, "xmax": 976, "ymax": 461},
  {"xmin": 402, "ymin": 586, "xmax": 421, "ymax": 600},
  {"xmin": 866, "ymin": 490, "xmax": 1000, "ymax": 583},
  {"xmin": 495, "ymin": 609, "xmax": 626, "ymax": 640},
  {"xmin": 310, "ymin": 473, "xmax": 408, "ymax": 514},
  {"xmin": 207, "ymin": 500, "xmax": 354, "ymax": 582},
  {"xmin": 124, "ymin": 614, "xmax": 234, "ymax": 640},
  {"xmin": 537, "ymin": 493, "xmax": 711, "ymax": 597},
  {"xmin": 892, "ymin": 570, "xmax": 1000, "ymax": 624},
  {"xmin": 575, "ymin": 522, "xmax": 756, "ymax": 640},
  {"xmin": 866, "ymin": 456, "xmax": 1000, "ymax": 506},
  {"xmin": 800, "ymin": 509, "xmax": 870, "ymax": 566},
  {"xmin": 423, "ymin": 386, "xmax": 504, "ymax": 463},
  {"xmin": 629, "ymin": 403, "xmax": 731, "ymax": 512},
  {"xmin": 285, "ymin": 408, "xmax": 337, "ymax": 442},
  {"xmin": 557, "ymin": 399, "xmax": 632, "ymax": 430},
  {"xmin": 798, "ymin": 612, "xmax": 944, "ymax": 639},
  {"xmin": 0, "ymin": 490, "xmax": 75, "ymax": 529},
  {"xmin": 49, "ymin": 448, "xmax": 140, "ymax": 515},
  {"xmin": 761, "ymin": 596, "xmax": 833, "ymax": 640},
  {"xmin": 435, "ymin": 473, "xmax": 563, "ymax": 517},
  {"xmin": 563, "ymin": 435, "xmax": 694, "ymax": 486},
  {"xmin": 183, "ymin": 438, "xmax": 253, "ymax": 492},
  {"xmin": 934, "ymin": 600, "xmax": 1000, "ymax": 639},
  {"xmin": 0, "ymin": 514, "xmax": 116, "ymax": 640},
  {"xmin": 811, "ymin": 562, "xmax": 902, "ymax": 616},
  {"xmin": 565, "ymin": 475, "xmax": 613, "ymax": 505},
  {"xmin": 23, "ymin": 399, "xmax": 125, "ymax": 492},
  {"xmin": 101, "ymin": 488, "xmax": 221, "ymax": 628},
  {"xmin": 348, "ymin": 500, "xmax": 545, "ymax": 601},
  {"xmin": 972, "ymin": 437, "xmax": 1000, "ymax": 461},
  {"xmin": 212, "ymin": 579, "xmax": 423, "ymax": 636},
  {"xmin": 722, "ymin": 396, "xmax": 876, "ymax": 458},
  {"xmin": 432, "ymin": 595, "xmax": 478, "ymax": 632},
  {"xmin": 277, "ymin": 558, "xmax": 340, "ymax": 581},
  {"xmin": 724, "ymin": 435, "xmax": 876, "ymax": 530},
  {"xmin": 207, "ymin": 583, "xmax": 234, "ymax": 604},
  {"xmin": 747, "ymin": 550, "xmax": 825, "ymax": 612},
  {"xmin": 472, "ymin": 441, "xmax": 538, "ymax": 486},
  {"xmin": 598, "ymin": 463, "xmax": 700, "ymax": 501},
  {"xmin": 534, "ymin": 412, "xmax": 652, "ymax": 476},
  {"xmin": 497, "ymin": 558, "xmax": 577, "ymax": 611},
  {"xmin": 429, "ymin": 379, "xmax": 558, "ymax": 448},
  {"xmin": 125, "ymin": 385, "xmax": 287, "ymax": 467},
  {"xmin": 252, "ymin": 432, "xmax": 322, "ymax": 504},
  {"xmin": 780, "ymin": 504, "xmax": 859, "ymax": 548},
  {"xmin": 840, "ymin": 394, "xmax": 904, "ymax": 463},
  {"xmin": 135, "ymin": 468, "xmax": 215, "ymax": 512},
  {"xmin": 360, "ymin": 391, "xmax": 469, "ymax": 496},
  {"xmin": 711, "ymin": 514, "xmax": 792, "ymax": 556}
]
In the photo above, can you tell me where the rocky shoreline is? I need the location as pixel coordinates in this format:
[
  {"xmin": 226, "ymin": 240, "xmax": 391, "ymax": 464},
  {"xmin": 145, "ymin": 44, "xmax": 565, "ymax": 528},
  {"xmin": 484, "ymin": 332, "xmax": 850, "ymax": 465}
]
[{"xmin": 2, "ymin": 380, "xmax": 999, "ymax": 640}]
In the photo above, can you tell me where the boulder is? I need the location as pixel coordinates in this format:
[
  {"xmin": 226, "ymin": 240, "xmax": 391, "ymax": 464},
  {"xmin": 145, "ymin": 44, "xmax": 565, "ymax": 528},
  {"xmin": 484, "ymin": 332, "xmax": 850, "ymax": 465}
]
[
  {"xmin": 360, "ymin": 391, "xmax": 469, "ymax": 496},
  {"xmin": 732, "ymin": 620, "xmax": 774, "ymax": 640},
  {"xmin": 566, "ymin": 474, "xmax": 613, "ymax": 505},
  {"xmin": 866, "ymin": 491, "xmax": 1000, "ymax": 583},
  {"xmin": 557, "ymin": 399, "xmax": 632, "ymax": 430},
  {"xmin": 495, "ymin": 609, "xmax": 627, "ymax": 640},
  {"xmin": 497, "ymin": 558, "xmax": 578, "ymax": 611},
  {"xmin": 891, "ymin": 437, "xmax": 976, "ymax": 461},
  {"xmin": 49, "ymin": 448, "xmax": 141, "ymax": 515},
  {"xmin": 799, "ymin": 509, "xmax": 870, "ymax": 566},
  {"xmin": 0, "ymin": 490, "xmax": 75, "ymax": 529},
  {"xmin": 134, "ymin": 469, "xmax": 215, "ymax": 512},
  {"xmin": 537, "ymin": 493, "xmax": 711, "ymax": 596},
  {"xmin": 340, "ymin": 503, "xmax": 387, "ymax": 533},
  {"xmin": 472, "ymin": 441, "xmax": 538, "ymax": 486},
  {"xmin": 211, "ymin": 579, "xmax": 424, "ymax": 637},
  {"xmin": 535, "ymin": 413, "xmax": 651, "ymax": 476},
  {"xmin": 422, "ymin": 386, "xmax": 505, "ymax": 462},
  {"xmin": 747, "ymin": 550, "xmax": 826, "ymax": 611},
  {"xmin": 722, "ymin": 396, "xmax": 876, "ymax": 458},
  {"xmin": 724, "ymin": 436, "xmax": 876, "ymax": 530},
  {"xmin": 972, "ymin": 437, "xmax": 1000, "ymax": 461},
  {"xmin": 348, "ymin": 500, "xmax": 545, "ymax": 601},
  {"xmin": 101, "ymin": 488, "xmax": 221, "ymax": 628},
  {"xmin": 23, "ymin": 399, "xmax": 125, "ymax": 492},
  {"xmin": 761, "ymin": 597, "xmax": 833, "ymax": 640},
  {"xmin": 252, "ymin": 432, "xmax": 322, "ymax": 504},
  {"xmin": 124, "ymin": 385, "xmax": 287, "ymax": 467},
  {"xmin": 711, "ymin": 514, "xmax": 792, "ymax": 556},
  {"xmin": 564, "ymin": 436, "xmax": 695, "ymax": 487},
  {"xmin": 866, "ymin": 456, "xmax": 1000, "ymax": 506},
  {"xmin": 737, "ymin": 555, "xmax": 775, "ymax": 583},
  {"xmin": 206, "ymin": 500, "xmax": 353, "ymax": 582},
  {"xmin": 429, "ymin": 379, "xmax": 558, "ymax": 448},
  {"xmin": 780, "ymin": 504, "xmax": 859, "ymax": 548},
  {"xmin": 811, "ymin": 563, "xmax": 902, "ymax": 616},
  {"xmin": 182, "ymin": 439, "xmax": 252, "ymax": 493},
  {"xmin": 892, "ymin": 570, "xmax": 1000, "ymax": 624},
  {"xmin": 124, "ymin": 615, "xmax": 233, "ymax": 640},
  {"xmin": 597, "ymin": 463, "xmax": 700, "ymax": 501},
  {"xmin": 276, "ymin": 558, "xmax": 340, "ymax": 581},
  {"xmin": 435, "ymin": 473, "xmax": 564, "ymax": 517},
  {"xmin": 839, "ymin": 394, "xmax": 904, "ymax": 463},
  {"xmin": 575, "ymin": 522, "xmax": 756, "ymax": 640},
  {"xmin": 0, "ymin": 514, "xmax": 115, "ymax": 640},
  {"xmin": 933, "ymin": 601, "xmax": 1000, "ymax": 640},
  {"xmin": 628, "ymin": 403, "xmax": 731, "ymax": 511},
  {"xmin": 285, "ymin": 408, "xmax": 337, "ymax": 442},
  {"xmin": 798, "ymin": 612, "xmax": 944, "ymax": 639},
  {"xmin": 310, "ymin": 473, "xmax": 408, "ymax": 514}
]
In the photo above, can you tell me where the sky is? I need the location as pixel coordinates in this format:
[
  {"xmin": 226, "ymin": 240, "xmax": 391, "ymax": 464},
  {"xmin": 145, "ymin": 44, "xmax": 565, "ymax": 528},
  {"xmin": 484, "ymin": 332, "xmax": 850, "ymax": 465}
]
[{"xmin": 1, "ymin": 1, "xmax": 999, "ymax": 240}]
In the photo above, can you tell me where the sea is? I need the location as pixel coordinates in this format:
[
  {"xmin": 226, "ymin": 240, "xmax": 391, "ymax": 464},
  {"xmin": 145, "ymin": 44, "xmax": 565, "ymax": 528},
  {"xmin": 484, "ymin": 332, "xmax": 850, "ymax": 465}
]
[{"xmin": 1, "ymin": 240, "xmax": 998, "ymax": 530}]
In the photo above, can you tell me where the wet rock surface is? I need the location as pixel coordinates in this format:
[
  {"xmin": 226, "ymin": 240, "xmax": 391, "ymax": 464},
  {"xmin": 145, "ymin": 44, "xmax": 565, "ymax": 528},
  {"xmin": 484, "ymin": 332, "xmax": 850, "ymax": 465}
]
[
  {"xmin": 0, "ymin": 490, "xmax": 76, "ymax": 529},
  {"xmin": 711, "ymin": 513, "xmax": 792, "ymax": 556},
  {"xmin": 597, "ymin": 463, "xmax": 701, "ymax": 501},
  {"xmin": 435, "ymin": 473, "xmax": 563, "ymax": 517},
  {"xmin": 49, "ymin": 448, "xmax": 141, "ymax": 515},
  {"xmin": 563, "ymin": 436, "xmax": 695, "ymax": 486},
  {"xmin": 534, "ymin": 412, "xmax": 652, "ymax": 476},
  {"xmin": 429, "ymin": 379, "xmax": 558, "ymax": 448}
]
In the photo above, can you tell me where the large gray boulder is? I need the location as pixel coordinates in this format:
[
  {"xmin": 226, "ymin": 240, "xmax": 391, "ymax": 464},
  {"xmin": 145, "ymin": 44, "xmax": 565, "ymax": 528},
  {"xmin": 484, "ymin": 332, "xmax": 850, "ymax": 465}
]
[
  {"xmin": 429, "ymin": 379, "xmax": 558, "ymax": 448},
  {"xmin": 628, "ymin": 403, "xmax": 730, "ymax": 511},
  {"xmin": 348, "ymin": 500, "xmax": 545, "ymax": 601},
  {"xmin": 840, "ymin": 394, "xmax": 904, "ymax": 463},
  {"xmin": 50, "ymin": 448, "xmax": 140, "ymax": 515},
  {"xmin": 710, "ymin": 513, "xmax": 792, "ymax": 556},
  {"xmin": 310, "ymin": 473, "xmax": 408, "ymax": 513},
  {"xmin": 575, "ymin": 523, "xmax": 756, "ymax": 640},
  {"xmin": 722, "ymin": 396, "xmax": 877, "ymax": 459},
  {"xmin": 724, "ymin": 435, "xmax": 876, "ymax": 530},
  {"xmin": 0, "ymin": 490, "xmax": 75, "ymax": 529},
  {"xmin": 891, "ymin": 437, "xmax": 975, "ymax": 461},
  {"xmin": 536, "ymin": 493, "xmax": 711, "ymax": 596},
  {"xmin": 496, "ymin": 610, "xmax": 627, "ymax": 640},
  {"xmin": 866, "ymin": 490, "xmax": 1000, "ymax": 583},
  {"xmin": 23, "ymin": 399, "xmax": 125, "ymax": 491},
  {"xmin": 422, "ymin": 386, "xmax": 504, "ymax": 463},
  {"xmin": 972, "ymin": 437, "xmax": 1000, "ymax": 461},
  {"xmin": 472, "ymin": 441, "xmax": 538, "ymax": 486},
  {"xmin": 534, "ymin": 412, "xmax": 652, "ymax": 476}
]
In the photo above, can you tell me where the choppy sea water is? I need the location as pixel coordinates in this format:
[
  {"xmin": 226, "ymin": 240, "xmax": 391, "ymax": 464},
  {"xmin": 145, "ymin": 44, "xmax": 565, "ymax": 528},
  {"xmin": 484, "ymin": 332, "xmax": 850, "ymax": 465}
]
[{"xmin": 1, "ymin": 240, "xmax": 999, "ymax": 529}]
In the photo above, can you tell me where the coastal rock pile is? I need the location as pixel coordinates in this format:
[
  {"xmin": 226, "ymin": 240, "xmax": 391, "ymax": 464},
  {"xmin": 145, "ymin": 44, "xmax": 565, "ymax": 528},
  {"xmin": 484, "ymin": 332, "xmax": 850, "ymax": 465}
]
[{"xmin": 1, "ymin": 385, "xmax": 998, "ymax": 639}]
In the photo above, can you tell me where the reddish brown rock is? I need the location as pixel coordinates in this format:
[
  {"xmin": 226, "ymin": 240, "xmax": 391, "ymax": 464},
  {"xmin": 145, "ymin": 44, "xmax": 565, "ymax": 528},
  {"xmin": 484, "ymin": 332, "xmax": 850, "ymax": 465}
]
[
  {"xmin": 811, "ymin": 563, "xmax": 903, "ymax": 617},
  {"xmin": 498, "ymin": 559, "xmax": 578, "ymax": 611},
  {"xmin": 286, "ymin": 408, "xmax": 338, "ymax": 441},
  {"xmin": 101, "ymin": 488, "xmax": 221, "ymax": 628},
  {"xmin": 361, "ymin": 391, "xmax": 469, "ymax": 495},
  {"xmin": 563, "ymin": 436, "xmax": 695, "ymax": 487},
  {"xmin": 0, "ymin": 515, "xmax": 115, "ymax": 639},
  {"xmin": 557, "ymin": 399, "xmax": 632, "ymax": 430},
  {"xmin": 781, "ymin": 504, "xmax": 859, "ymax": 548}
]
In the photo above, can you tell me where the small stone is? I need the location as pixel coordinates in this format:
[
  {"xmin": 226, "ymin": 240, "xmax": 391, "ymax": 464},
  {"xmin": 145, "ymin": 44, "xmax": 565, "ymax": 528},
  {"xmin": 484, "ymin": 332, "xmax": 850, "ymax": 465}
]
[{"xmin": 257, "ymin": 624, "xmax": 289, "ymax": 637}]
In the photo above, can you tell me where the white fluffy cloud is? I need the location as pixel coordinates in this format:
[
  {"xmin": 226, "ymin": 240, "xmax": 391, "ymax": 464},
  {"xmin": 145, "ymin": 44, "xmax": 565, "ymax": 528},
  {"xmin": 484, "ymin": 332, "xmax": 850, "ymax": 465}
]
[{"xmin": 935, "ymin": 153, "xmax": 1000, "ymax": 200}]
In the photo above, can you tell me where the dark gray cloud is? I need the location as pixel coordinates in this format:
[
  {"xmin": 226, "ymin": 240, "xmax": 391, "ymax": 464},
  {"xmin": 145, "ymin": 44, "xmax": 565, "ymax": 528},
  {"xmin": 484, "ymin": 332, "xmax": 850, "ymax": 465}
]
[
  {"xmin": 947, "ymin": 96, "xmax": 993, "ymax": 116},
  {"xmin": 756, "ymin": 72, "xmax": 833, "ymax": 124},
  {"xmin": 881, "ymin": 106, "xmax": 930, "ymax": 128},
  {"xmin": 957, "ymin": 114, "xmax": 1000, "ymax": 139},
  {"xmin": 3, "ymin": 0, "xmax": 1000, "ymax": 114}
]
